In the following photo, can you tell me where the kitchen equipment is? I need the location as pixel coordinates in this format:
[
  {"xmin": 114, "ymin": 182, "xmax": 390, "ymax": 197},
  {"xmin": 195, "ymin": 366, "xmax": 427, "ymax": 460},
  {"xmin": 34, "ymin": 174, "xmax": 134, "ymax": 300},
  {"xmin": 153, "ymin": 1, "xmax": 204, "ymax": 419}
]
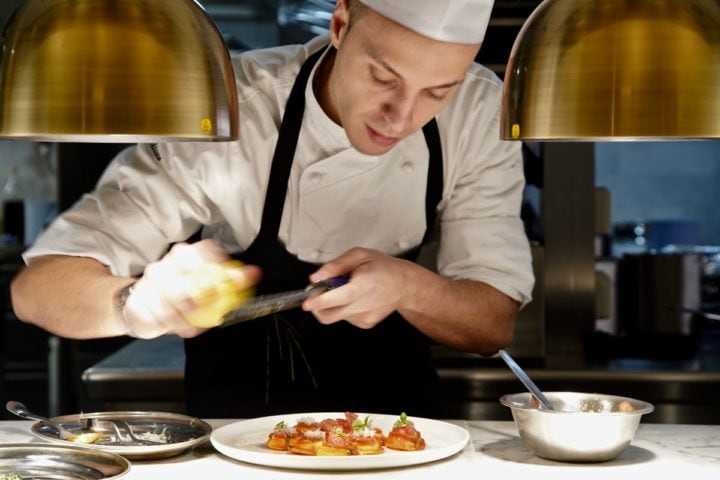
[
  {"xmin": 663, "ymin": 244, "xmax": 720, "ymax": 308},
  {"xmin": 0, "ymin": 0, "xmax": 238, "ymax": 141},
  {"xmin": 616, "ymin": 252, "xmax": 701, "ymax": 336},
  {"xmin": 0, "ymin": 443, "xmax": 129, "ymax": 480},
  {"xmin": 30, "ymin": 411, "xmax": 213, "ymax": 460},
  {"xmin": 498, "ymin": 350, "xmax": 554, "ymax": 410},
  {"xmin": 6, "ymin": 400, "xmax": 73, "ymax": 439},
  {"xmin": 220, "ymin": 275, "xmax": 348, "ymax": 327},
  {"xmin": 501, "ymin": 0, "xmax": 720, "ymax": 140},
  {"xmin": 500, "ymin": 391, "xmax": 654, "ymax": 462},
  {"xmin": 278, "ymin": 0, "xmax": 335, "ymax": 44}
]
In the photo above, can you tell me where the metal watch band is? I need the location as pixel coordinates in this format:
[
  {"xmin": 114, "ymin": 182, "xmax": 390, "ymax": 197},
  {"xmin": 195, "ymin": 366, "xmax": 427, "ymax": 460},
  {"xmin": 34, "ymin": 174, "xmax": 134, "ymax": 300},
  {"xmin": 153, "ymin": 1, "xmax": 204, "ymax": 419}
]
[{"xmin": 113, "ymin": 281, "xmax": 138, "ymax": 337}]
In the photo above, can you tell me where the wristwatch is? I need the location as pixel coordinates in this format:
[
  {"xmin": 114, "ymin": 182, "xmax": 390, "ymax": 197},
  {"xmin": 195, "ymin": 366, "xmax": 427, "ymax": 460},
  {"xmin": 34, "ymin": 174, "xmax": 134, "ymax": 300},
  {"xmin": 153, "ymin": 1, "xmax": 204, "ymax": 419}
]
[{"xmin": 113, "ymin": 281, "xmax": 138, "ymax": 337}]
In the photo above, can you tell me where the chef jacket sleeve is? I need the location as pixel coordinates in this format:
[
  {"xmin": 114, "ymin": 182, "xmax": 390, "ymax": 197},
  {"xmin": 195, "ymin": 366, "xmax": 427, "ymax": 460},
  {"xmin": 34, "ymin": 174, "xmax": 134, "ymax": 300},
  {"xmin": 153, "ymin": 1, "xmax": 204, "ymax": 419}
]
[
  {"xmin": 436, "ymin": 75, "xmax": 534, "ymax": 307},
  {"xmin": 22, "ymin": 142, "xmax": 227, "ymax": 277}
]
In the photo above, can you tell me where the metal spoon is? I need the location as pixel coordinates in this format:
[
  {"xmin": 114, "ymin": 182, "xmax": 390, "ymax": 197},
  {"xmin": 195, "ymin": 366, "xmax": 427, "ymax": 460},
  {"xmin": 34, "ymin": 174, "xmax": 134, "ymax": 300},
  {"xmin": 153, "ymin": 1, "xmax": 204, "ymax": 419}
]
[
  {"xmin": 6, "ymin": 400, "xmax": 74, "ymax": 439},
  {"xmin": 498, "ymin": 350, "xmax": 555, "ymax": 410}
]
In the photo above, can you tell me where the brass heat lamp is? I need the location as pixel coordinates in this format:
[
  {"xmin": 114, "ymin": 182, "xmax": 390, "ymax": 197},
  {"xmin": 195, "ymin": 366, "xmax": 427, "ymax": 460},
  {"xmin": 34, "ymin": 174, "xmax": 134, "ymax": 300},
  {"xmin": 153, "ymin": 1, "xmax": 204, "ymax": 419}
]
[
  {"xmin": 0, "ymin": 0, "xmax": 238, "ymax": 142},
  {"xmin": 501, "ymin": 0, "xmax": 720, "ymax": 140}
]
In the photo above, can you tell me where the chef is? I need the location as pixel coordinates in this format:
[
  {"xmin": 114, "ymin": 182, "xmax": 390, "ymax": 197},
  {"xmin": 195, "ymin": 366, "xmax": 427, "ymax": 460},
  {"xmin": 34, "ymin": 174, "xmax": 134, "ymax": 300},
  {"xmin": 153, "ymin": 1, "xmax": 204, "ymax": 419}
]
[{"xmin": 11, "ymin": 0, "xmax": 534, "ymax": 418}]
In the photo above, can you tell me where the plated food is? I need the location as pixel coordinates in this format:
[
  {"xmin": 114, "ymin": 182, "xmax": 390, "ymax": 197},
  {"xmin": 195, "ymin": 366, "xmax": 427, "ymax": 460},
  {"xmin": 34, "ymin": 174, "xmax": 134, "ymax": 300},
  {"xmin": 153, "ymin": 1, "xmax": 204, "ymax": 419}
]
[
  {"xmin": 385, "ymin": 412, "xmax": 426, "ymax": 451},
  {"xmin": 211, "ymin": 411, "xmax": 469, "ymax": 470},
  {"xmin": 265, "ymin": 412, "xmax": 424, "ymax": 456}
]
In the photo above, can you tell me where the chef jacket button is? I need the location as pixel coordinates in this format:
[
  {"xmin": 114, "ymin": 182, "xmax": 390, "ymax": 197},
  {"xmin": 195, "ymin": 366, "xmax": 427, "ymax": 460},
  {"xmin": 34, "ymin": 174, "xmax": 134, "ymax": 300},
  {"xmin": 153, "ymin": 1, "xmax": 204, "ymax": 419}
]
[
  {"xmin": 308, "ymin": 171, "xmax": 324, "ymax": 184},
  {"xmin": 402, "ymin": 161, "xmax": 413, "ymax": 173},
  {"xmin": 308, "ymin": 249, "xmax": 321, "ymax": 260},
  {"xmin": 398, "ymin": 238, "xmax": 411, "ymax": 249}
]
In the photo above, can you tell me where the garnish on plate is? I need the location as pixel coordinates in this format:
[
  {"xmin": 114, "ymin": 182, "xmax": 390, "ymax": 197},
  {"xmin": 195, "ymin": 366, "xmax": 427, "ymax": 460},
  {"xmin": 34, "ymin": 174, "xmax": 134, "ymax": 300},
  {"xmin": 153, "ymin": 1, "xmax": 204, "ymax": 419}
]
[
  {"xmin": 386, "ymin": 412, "xmax": 426, "ymax": 451},
  {"xmin": 264, "ymin": 412, "xmax": 424, "ymax": 456}
]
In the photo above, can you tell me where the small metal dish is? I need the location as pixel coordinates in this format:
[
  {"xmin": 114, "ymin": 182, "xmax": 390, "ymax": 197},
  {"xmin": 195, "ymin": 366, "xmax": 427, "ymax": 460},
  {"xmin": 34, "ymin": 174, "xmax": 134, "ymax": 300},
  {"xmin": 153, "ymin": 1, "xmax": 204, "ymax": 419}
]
[
  {"xmin": 0, "ymin": 443, "xmax": 129, "ymax": 479},
  {"xmin": 500, "ymin": 391, "xmax": 654, "ymax": 462},
  {"xmin": 30, "ymin": 411, "xmax": 212, "ymax": 460}
]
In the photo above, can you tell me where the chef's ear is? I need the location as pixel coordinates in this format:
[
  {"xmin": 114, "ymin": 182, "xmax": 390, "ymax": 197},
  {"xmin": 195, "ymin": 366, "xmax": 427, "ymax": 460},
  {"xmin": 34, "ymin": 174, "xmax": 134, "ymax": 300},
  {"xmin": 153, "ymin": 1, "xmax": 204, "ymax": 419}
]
[{"xmin": 329, "ymin": 0, "xmax": 351, "ymax": 47}]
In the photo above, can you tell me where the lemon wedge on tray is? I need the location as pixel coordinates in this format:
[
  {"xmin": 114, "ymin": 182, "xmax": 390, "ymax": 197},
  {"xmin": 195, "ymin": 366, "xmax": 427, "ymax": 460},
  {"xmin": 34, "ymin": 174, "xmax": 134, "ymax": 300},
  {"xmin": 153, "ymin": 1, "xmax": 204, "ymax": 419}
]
[{"xmin": 67, "ymin": 432, "xmax": 103, "ymax": 444}]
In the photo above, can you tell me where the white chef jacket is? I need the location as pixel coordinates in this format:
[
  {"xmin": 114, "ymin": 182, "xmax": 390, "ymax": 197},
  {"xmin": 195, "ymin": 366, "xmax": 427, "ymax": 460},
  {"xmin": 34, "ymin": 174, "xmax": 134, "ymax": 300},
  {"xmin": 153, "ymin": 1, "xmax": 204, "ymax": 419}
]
[{"xmin": 25, "ymin": 35, "xmax": 534, "ymax": 306}]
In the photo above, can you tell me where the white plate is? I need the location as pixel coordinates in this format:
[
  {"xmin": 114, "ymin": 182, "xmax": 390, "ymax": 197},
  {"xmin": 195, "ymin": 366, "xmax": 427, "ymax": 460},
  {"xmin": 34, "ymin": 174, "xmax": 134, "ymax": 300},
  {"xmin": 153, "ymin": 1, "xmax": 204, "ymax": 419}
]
[{"xmin": 211, "ymin": 412, "xmax": 469, "ymax": 470}]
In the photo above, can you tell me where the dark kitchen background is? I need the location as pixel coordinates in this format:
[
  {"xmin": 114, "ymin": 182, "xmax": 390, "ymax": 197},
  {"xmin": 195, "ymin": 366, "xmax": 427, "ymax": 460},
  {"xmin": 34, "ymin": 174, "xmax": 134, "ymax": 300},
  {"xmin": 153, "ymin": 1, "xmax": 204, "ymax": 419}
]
[{"xmin": 0, "ymin": 1, "xmax": 718, "ymax": 423}]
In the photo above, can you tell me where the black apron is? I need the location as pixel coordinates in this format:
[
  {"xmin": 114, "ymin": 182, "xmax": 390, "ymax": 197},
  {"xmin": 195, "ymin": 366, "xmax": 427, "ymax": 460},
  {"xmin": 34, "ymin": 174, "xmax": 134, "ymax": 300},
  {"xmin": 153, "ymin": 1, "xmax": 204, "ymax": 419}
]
[{"xmin": 184, "ymin": 47, "xmax": 445, "ymax": 418}]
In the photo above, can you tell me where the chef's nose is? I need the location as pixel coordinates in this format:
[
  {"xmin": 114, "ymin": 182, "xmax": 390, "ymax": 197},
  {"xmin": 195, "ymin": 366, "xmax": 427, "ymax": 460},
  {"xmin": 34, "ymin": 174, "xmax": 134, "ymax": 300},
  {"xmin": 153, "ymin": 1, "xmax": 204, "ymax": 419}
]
[{"xmin": 381, "ymin": 92, "xmax": 414, "ymax": 134}]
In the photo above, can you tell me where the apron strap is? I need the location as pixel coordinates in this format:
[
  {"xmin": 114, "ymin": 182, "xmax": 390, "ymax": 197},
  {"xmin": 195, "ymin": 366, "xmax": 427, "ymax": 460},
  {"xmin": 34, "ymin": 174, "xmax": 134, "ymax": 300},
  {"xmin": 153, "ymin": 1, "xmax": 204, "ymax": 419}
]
[
  {"xmin": 421, "ymin": 118, "xmax": 443, "ymax": 245},
  {"xmin": 259, "ymin": 47, "xmax": 326, "ymax": 239}
]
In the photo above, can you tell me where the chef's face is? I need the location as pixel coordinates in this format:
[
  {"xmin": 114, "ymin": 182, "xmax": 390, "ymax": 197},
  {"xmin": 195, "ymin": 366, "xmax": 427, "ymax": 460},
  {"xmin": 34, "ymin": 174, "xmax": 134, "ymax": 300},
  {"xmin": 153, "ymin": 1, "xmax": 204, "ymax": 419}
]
[{"xmin": 322, "ymin": 1, "xmax": 480, "ymax": 156}]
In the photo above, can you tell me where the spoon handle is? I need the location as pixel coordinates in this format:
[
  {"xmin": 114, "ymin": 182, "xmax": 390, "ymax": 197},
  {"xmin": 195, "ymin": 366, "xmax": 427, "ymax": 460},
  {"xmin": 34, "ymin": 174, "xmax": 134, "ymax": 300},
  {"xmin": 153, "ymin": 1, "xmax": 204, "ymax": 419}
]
[
  {"xmin": 6, "ymin": 400, "xmax": 72, "ymax": 439},
  {"xmin": 6, "ymin": 400, "xmax": 44, "ymax": 421},
  {"xmin": 498, "ymin": 350, "xmax": 555, "ymax": 410}
]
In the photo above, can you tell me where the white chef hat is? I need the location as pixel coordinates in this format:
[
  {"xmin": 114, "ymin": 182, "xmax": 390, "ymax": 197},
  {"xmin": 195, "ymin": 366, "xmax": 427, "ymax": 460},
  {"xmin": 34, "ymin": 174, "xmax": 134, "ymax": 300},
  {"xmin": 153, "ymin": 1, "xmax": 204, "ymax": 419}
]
[{"xmin": 357, "ymin": 0, "xmax": 494, "ymax": 44}]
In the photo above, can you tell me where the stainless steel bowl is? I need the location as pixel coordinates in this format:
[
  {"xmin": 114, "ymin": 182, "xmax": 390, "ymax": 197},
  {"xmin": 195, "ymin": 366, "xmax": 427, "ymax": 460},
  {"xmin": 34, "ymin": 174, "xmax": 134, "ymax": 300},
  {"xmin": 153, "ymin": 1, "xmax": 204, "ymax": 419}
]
[{"xmin": 500, "ymin": 392, "xmax": 654, "ymax": 462}]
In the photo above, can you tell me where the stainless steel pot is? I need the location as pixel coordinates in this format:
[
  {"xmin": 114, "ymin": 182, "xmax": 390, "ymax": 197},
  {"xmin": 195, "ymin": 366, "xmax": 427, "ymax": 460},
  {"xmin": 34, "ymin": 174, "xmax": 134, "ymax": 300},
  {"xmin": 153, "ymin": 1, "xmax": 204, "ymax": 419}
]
[{"xmin": 616, "ymin": 252, "xmax": 701, "ymax": 336}]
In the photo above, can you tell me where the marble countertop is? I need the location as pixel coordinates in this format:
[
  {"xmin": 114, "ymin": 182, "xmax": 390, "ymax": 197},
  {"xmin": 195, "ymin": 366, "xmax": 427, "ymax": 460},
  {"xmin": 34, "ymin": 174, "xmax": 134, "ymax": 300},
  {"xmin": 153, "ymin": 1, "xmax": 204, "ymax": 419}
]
[{"xmin": 1, "ymin": 419, "xmax": 718, "ymax": 479}]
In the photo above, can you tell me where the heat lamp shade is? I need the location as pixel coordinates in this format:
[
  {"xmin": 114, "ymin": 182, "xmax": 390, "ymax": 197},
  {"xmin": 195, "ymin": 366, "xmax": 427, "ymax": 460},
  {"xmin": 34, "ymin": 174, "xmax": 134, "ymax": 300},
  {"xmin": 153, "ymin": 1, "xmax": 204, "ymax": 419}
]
[
  {"xmin": 0, "ymin": 0, "xmax": 239, "ymax": 142},
  {"xmin": 501, "ymin": 0, "xmax": 720, "ymax": 140}
]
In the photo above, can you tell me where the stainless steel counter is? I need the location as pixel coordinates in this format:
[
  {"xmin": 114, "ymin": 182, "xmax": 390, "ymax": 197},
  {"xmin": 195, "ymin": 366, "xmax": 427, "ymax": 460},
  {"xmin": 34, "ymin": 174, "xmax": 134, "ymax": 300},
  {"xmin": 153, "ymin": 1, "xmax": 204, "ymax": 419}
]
[
  {"xmin": 82, "ymin": 335, "xmax": 720, "ymax": 424},
  {"xmin": 81, "ymin": 335, "xmax": 185, "ymax": 414}
]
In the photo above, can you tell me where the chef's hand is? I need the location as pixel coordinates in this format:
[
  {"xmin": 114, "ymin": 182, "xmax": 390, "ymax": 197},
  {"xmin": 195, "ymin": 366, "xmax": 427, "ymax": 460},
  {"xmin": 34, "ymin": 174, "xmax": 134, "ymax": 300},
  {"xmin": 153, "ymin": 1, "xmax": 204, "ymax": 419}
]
[
  {"xmin": 303, "ymin": 247, "xmax": 418, "ymax": 329},
  {"xmin": 118, "ymin": 239, "xmax": 261, "ymax": 338}
]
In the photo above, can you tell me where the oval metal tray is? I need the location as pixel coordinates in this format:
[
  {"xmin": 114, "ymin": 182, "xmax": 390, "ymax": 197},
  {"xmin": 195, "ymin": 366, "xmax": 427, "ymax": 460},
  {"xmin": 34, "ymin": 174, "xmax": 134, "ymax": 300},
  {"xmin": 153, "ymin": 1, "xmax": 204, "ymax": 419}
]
[
  {"xmin": 0, "ymin": 443, "xmax": 129, "ymax": 479},
  {"xmin": 30, "ymin": 411, "xmax": 212, "ymax": 460}
]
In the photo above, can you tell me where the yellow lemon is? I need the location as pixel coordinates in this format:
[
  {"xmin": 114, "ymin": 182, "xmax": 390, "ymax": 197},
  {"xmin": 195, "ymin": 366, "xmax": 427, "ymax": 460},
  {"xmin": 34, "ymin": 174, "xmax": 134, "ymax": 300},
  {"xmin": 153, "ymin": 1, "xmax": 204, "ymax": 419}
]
[
  {"xmin": 68, "ymin": 432, "xmax": 103, "ymax": 444},
  {"xmin": 182, "ymin": 260, "xmax": 255, "ymax": 328}
]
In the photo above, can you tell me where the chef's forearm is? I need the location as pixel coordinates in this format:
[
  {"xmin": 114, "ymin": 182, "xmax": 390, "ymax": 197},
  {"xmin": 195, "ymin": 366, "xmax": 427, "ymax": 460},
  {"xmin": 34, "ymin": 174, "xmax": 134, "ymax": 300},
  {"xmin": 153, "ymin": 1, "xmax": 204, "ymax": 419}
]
[
  {"xmin": 398, "ymin": 269, "xmax": 518, "ymax": 355},
  {"xmin": 10, "ymin": 255, "xmax": 132, "ymax": 339}
]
